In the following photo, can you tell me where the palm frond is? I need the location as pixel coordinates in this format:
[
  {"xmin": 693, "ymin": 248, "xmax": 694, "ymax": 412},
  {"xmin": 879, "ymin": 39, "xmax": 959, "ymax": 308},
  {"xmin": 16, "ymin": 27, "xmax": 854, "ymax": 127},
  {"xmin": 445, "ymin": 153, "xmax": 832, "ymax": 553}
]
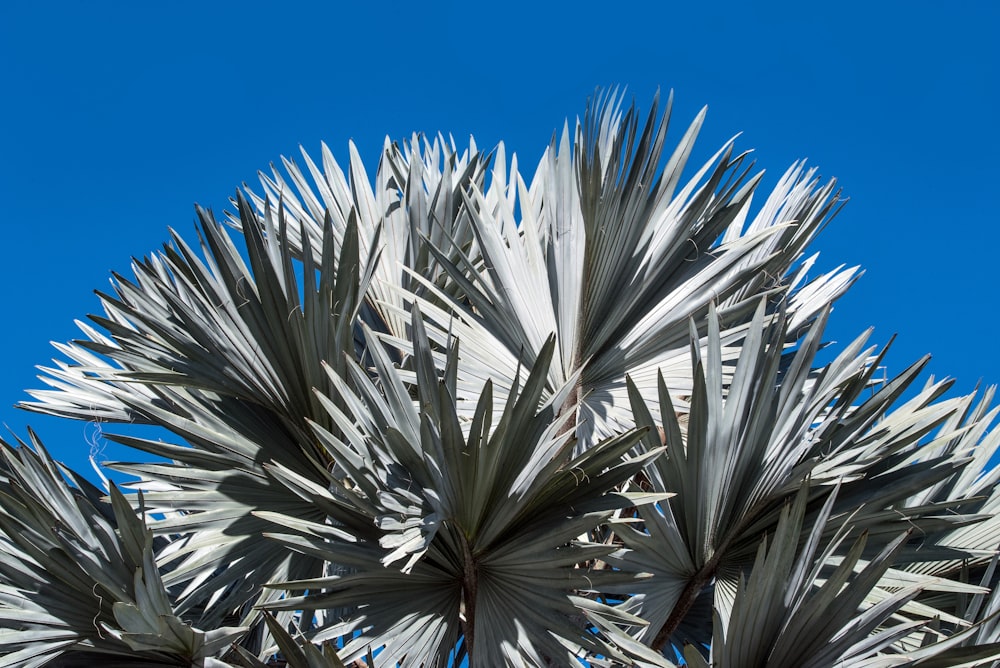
[
  {"xmin": 0, "ymin": 432, "xmax": 247, "ymax": 667},
  {"xmin": 707, "ymin": 485, "xmax": 923, "ymax": 668},
  {"xmin": 610, "ymin": 298, "xmax": 1000, "ymax": 657},
  {"xmin": 240, "ymin": 133, "xmax": 488, "ymax": 340},
  {"xmin": 21, "ymin": 195, "xmax": 375, "ymax": 634},
  {"xmin": 405, "ymin": 90, "xmax": 854, "ymax": 446},
  {"xmin": 259, "ymin": 308, "xmax": 669, "ymax": 666}
]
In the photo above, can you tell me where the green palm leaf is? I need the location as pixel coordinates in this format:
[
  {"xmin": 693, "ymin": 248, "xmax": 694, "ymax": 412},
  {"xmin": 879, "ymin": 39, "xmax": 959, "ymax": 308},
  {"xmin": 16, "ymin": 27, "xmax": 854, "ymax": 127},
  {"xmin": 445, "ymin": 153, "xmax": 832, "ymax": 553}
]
[
  {"xmin": 22, "ymin": 195, "xmax": 374, "ymax": 635},
  {"xmin": 610, "ymin": 298, "xmax": 1000, "ymax": 658},
  {"xmin": 0, "ymin": 433, "xmax": 247, "ymax": 667},
  {"xmin": 697, "ymin": 485, "xmax": 924, "ymax": 667},
  {"xmin": 242, "ymin": 133, "xmax": 488, "ymax": 339},
  {"xmin": 258, "ymin": 307, "xmax": 669, "ymax": 666},
  {"xmin": 406, "ymin": 90, "xmax": 855, "ymax": 447}
]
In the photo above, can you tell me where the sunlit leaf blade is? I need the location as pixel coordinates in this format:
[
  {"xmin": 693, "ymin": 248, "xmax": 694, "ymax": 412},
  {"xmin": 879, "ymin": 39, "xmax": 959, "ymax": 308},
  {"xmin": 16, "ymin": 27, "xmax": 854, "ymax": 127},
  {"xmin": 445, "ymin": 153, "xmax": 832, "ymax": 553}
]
[
  {"xmin": 256, "ymin": 308, "xmax": 669, "ymax": 665},
  {"xmin": 400, "ymin": 90, "xmax": 855, "ymax": 449}
]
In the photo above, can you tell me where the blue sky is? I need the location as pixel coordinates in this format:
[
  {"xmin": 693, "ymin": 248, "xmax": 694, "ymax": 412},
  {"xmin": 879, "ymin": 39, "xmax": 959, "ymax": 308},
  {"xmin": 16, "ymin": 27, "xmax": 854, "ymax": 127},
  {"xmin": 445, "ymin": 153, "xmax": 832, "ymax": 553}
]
[{"xmin": 1, "ymin": 2, "xmax": 997, "ymax": 479}]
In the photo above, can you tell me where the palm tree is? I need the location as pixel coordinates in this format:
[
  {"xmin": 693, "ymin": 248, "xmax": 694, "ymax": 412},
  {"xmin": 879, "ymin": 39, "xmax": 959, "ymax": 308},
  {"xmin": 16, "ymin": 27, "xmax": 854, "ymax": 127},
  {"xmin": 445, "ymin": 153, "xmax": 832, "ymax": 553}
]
[{"xmin": 4, "ymin": 89, "xmax": 1000, "ymax": 666}]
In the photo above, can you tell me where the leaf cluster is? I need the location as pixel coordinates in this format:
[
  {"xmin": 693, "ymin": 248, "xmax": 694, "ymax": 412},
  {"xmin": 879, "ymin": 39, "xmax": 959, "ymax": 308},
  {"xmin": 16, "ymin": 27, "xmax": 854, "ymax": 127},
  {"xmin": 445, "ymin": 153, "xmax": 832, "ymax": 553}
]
[{"xmin": 5, "ymin": 90, "xmax": 1000, "ymax": 667}]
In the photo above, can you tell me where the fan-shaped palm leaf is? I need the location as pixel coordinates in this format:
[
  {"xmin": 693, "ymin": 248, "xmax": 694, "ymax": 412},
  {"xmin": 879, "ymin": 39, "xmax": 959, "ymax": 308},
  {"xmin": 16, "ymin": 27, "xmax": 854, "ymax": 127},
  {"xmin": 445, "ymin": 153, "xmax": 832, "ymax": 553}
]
[
  {"xmin": 405, "ymin": 91, "xmax": 856, "ymax": 446},
  {"xmin": 241, "ymin": 133, "xmax": 488, "ymax": 340},
  {"xmin": 0, "ymin": 433, "xmax": 245, "ymax": 667},
  {"xmin": 610, "ymin": 299, "xmax": 999, "ymax": 658},
  {"xmin": 22, "ymin": 196, "xmax": 375, "ymax": 634},
  {"xmin": 239, "ymin": 91, "xmax": 857, "ymax": 448},
  {"xmin": 259, "ymin": 308, "xmax": 669, "ymax": 666}
]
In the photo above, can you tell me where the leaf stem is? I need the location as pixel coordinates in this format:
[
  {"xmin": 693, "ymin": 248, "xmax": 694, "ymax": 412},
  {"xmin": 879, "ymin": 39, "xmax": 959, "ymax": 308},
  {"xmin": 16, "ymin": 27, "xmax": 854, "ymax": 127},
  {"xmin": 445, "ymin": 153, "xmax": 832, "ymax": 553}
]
[
  {"xmin": 460, "ymin": 533, "xmax": 477, "ymax": 662},
  {"xmin": 650, "ymin": 563, "xmax": 715, "ymax": 651},
  {"xmin": 650, "ymin": 504, "xmax": 767, "ymax": 651}
]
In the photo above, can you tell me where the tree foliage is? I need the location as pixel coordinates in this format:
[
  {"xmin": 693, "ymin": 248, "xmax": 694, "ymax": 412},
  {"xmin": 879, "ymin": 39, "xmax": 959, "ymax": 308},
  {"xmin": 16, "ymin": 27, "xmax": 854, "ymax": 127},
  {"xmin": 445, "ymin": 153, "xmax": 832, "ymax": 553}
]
[{"xmin": 4, "ymin": 90, "xmax": 1000, "ymax": 666}]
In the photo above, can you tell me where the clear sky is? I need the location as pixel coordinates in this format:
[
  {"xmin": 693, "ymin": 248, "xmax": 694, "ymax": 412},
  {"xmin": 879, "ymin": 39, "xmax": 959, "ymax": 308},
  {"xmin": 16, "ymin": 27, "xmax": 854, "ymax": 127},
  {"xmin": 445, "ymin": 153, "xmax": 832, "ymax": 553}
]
[{"xmin": 1, "ymin": 2, "xmax": 997, "ymax": 479}]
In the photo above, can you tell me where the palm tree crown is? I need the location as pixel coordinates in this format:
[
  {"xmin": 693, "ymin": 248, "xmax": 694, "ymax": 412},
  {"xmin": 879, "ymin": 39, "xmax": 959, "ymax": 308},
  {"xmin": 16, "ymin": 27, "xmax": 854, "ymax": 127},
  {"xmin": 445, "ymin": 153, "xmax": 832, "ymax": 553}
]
[{"xmin": 3, "ymin": 90, "xmax": 1000, "ymax": 667}]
